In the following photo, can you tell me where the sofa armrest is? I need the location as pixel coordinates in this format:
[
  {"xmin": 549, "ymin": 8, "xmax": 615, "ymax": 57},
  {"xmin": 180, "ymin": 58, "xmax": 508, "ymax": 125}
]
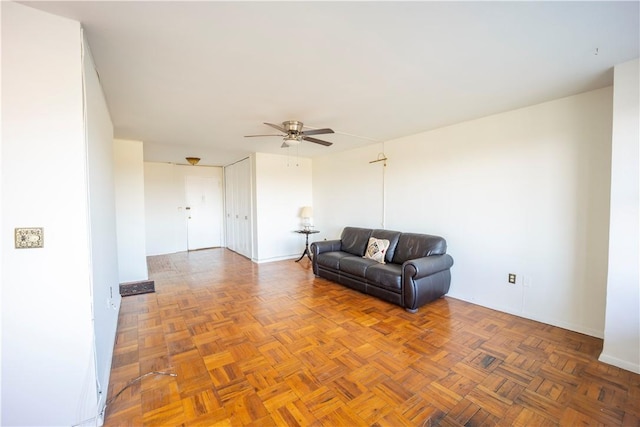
[
  {"xmin": 403, "ymin": 254, "xmax": 454, "ymax": 280},
  {"xmin": 310, "ymin": 239, "xmax": 341, "ymax": 257},
  {"xmin": 310, "ymin": 240, "xmax": 342, "ymax": 276}
]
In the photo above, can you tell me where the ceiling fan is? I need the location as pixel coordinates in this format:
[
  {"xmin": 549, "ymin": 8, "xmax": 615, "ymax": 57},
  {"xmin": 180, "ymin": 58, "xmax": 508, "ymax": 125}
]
[{"xmin": 245, "ymin": 120, "xmax": 334, "ymax": 148}]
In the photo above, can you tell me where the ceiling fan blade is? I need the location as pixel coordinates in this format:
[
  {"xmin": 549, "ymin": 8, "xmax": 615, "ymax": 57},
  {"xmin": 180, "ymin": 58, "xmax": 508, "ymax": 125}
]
[
  {"xmin": 302, "ymin": 136, "xmax": 333, "ymax": 146},
  {"xmin": 244, "ymin": 134, "xmax": 283, "ymax": 137},
  {"xmin": 301, "ymin": 128, "xmax": 334, "ymax": 136},
  {"xmin": 264, "ymin": 122, "xmax": 286, "ymax": 132}
]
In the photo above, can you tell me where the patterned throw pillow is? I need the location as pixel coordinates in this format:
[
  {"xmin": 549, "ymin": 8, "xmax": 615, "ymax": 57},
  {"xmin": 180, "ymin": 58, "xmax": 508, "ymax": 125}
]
[{"xmin": 363, "ymin": 237, "xmax": 390, "ymax": 264}]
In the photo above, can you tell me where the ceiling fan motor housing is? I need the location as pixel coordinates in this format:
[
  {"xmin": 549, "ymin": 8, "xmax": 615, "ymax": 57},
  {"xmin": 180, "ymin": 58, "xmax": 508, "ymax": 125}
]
[{"xmin": 283, "ymin": 120, "xmax": 304, "ymax": 133}]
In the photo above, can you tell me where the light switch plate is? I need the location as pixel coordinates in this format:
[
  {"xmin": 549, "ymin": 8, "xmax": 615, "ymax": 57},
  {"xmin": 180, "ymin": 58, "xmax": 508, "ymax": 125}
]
[{"xmin": 15, "ymin": 227, "xmax": 44, "ymax": 249}]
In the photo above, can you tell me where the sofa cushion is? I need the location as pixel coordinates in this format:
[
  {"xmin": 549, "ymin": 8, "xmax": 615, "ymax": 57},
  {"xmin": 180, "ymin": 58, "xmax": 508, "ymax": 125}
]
[
  {"xmin": 392, "ymin": 233, "xmax": 447, "ymax": 264},
  {"xmin": 371, "ymin": 229, "xmax": 401, "ymax": 264},
  {"xmin": 365, "ymin": 263, "xmax": 403, "ymax": 292},
  {"xmin": 363, "ymin": 237, "xmax": 390, "ymax": 263},
  {"xmin": 341, "ymin": 256, "xmax": 378, "ymax": 277},
  {"xmin": 315, "ymin": 251, "xmax": 352, "ymax": 270},
  {"xmin": 340, "ymin": 227, "xmax": 372, "ymax": 256}
]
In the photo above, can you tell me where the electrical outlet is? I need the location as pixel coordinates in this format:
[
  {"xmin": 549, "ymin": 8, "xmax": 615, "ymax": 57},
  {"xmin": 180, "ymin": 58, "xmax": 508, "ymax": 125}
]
[{"xmin": 508, "ymin": 273, "xmax": 516, "ymax": 284}]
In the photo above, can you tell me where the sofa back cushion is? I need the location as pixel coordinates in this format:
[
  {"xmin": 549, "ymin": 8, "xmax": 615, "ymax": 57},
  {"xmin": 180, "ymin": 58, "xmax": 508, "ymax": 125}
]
[
  {"xmin": 371, "ymin": 229, "xmax": 401, "ymax": 264},
  {"xmin": 392, "ymin": 233, "xmax": 447, "ymax": 264},
  {"xmin": 340, "ymin": 227, "xmax": 373, "ymax": 256}
]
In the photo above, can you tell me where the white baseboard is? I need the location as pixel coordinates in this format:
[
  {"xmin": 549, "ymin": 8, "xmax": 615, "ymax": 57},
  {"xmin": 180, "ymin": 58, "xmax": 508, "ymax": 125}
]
[
  {"xmin": 446, "ymin": 293, "xmax": 604, "ymax": 338},
  {"xmin": 598, "ymin": 353, "xmax": 640, "ymax": 374},
  {"xmin": 252, "ymin": 254, "xmax": 300, "ymax": 264}
]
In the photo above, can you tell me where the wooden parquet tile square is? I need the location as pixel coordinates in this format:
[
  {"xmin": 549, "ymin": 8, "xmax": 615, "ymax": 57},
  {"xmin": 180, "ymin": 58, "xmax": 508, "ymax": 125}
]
[{"xmin": 103, "ymin": 249, "xmax": 640, "ymax": 426}]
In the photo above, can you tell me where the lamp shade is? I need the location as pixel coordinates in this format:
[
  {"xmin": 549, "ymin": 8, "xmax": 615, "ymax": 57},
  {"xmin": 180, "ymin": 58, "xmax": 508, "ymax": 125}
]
[{"xmin": 300, "ymin": 206, "xmax": 313, "ymax": 218}]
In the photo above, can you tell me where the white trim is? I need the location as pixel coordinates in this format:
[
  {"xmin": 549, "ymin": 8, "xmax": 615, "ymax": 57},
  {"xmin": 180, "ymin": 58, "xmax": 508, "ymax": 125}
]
[{"xmin": 598, "ymin": 354, "xmax": 640, "ymax": 374}]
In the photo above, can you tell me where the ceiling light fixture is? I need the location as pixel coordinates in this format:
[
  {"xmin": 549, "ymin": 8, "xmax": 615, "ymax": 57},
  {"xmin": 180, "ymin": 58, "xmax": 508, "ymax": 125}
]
[
  {"xmin": 284, "ymin": 135, "xmax": 301, "ymax": 146},
  {"xmin": 185, "ymin": 157, "xmax": 200, "ymax": 165}
]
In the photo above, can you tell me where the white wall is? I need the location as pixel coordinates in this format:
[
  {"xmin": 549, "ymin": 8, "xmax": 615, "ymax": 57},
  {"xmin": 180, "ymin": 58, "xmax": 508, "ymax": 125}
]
[
  {"xmin": 114, "ymin": 139, "xmax": 149, "ymax": 283},
  {"xmin": 144, "ymin": 162, "xmax": 223, "ymax": 255},
  {"xmin": 83, "ymin": 34, "xmax": 121, "ymax": 420},
  {"xmin": 144, "ymin": 162, "xmax": 182, "ymax": 255},
  {"xmin": 314, "ymin": 87, "xmax": 613, "ymax": 339},
  {"xmin": 313, "ymin": 144, "xmax": 387, "ymax": 241},
  {"xmin": 600, "ymin": 59, "xmax": 640, "ymax": 374},
  {"xmin": 83, "ymin": 34, "xmax": 120, "ymax": 422},
  {"xmin": 253, "ymin": 152, "xmax": 313, "ymax": 262},
  {"xmin": 1, "ymin": 3, "xmax": 117, "ymax": 424}
]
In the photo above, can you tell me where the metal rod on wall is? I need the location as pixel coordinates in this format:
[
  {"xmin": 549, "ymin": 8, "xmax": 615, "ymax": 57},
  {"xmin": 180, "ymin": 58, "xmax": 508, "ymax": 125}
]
[{"xmin": 369, "ymin": 147, "xmax": 387, "ymax": 228}]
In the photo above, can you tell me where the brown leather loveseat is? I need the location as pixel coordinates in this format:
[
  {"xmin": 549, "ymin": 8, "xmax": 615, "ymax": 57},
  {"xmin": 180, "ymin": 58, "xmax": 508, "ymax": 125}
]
[{"xmin": 310, "ymin": 226, "xmax": 454, "ymax": 312}]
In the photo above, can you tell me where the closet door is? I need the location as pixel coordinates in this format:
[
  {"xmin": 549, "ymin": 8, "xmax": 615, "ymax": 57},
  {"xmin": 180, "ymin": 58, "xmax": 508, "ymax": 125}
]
[
  {"xmin": 224, "ymin": 158, "xmax": 252, "ymax": 258},
  {"xmin": 224, "ymin": 164, "xmax": 236, "ymax": 252},
  {"xmin": 235, "ymin": 158, "xmax": 252, "ymax": 258}
]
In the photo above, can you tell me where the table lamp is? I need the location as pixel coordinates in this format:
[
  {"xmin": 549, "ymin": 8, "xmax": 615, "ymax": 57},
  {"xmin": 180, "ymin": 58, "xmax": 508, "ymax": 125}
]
[{"xmin": 300, "ymin": 206, "xmax": 313, "ymax": 231}]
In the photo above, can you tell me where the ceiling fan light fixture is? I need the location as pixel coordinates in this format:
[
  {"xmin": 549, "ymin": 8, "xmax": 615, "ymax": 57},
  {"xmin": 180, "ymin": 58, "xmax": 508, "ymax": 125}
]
[
  {"xmin": 185, "ymin": 157, "xmax": 200, "ymax": 165},
  {"xmin": 284, "ymin": 135, "xmax": 301, "ymax": 146}
]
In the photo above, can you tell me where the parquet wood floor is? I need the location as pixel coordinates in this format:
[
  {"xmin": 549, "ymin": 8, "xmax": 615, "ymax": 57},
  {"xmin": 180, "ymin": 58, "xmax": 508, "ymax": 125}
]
[{"xmin": 104, "ymin": 248, "xmax": 640, "ymax": 426}]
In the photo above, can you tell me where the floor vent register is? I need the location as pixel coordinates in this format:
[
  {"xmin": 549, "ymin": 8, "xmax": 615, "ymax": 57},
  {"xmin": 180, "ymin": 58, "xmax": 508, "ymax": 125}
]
[{"xmin": 119, "ymin": 280, "xmax": 155, "ymax": 296}]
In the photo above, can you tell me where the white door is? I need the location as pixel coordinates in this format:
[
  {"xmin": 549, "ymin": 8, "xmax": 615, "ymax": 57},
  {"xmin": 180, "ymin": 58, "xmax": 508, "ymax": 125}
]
[
  {"xmin": 235, "ymin": 158, "xmax": 252, "ymax": 258},
  {"xmin": 224, "ymin": 158, "xmax": 252, "ymax": 258},
  {"xmin": 185, "ymin": 175, "xmax": 223, "ymax": 250},
  {"xmin": 224, "ymin": 164, "xmax": 236, "ymax": 252}
]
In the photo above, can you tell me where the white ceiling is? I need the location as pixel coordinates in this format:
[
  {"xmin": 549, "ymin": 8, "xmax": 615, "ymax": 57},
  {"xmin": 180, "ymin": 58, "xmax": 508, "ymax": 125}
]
[{"xmin": 20, "ymin": 1, "xmax": 640, "ymax": 166}]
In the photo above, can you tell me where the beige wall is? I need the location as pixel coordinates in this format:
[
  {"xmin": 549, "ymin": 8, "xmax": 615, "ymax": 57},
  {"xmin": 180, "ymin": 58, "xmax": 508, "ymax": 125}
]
[
  {"xmin": 114, "ymin": 139, "xmax": 148, "ymax": 282},
  {"xmin": 253, "ymin": 152, "xmax": 313, "ymax": 262},
  {"xmin": 314, "ymin": 87, "xmax": 613, "ymax": 339}
]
